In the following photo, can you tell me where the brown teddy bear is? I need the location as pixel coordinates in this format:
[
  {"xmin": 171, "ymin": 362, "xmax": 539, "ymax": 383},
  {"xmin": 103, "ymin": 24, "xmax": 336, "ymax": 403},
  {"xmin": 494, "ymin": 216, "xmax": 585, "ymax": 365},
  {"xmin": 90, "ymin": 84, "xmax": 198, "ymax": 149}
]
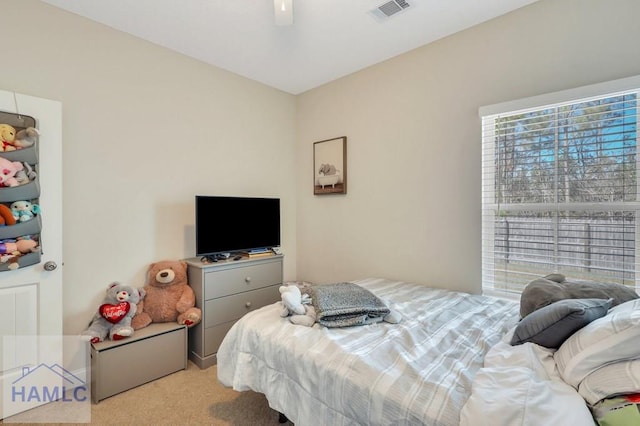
[{"xmin": 131, "ymin": 260, "xmax": 202, "ymax": 330}]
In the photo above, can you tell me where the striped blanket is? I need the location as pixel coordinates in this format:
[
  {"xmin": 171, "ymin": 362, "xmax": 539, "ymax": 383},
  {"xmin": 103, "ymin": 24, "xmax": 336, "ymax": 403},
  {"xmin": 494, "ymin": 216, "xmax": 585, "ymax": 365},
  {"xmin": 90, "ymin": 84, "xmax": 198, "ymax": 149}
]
[
  {"xmin": 309, "ymin": 282, "xmax": 390, "ymax": 327},
  {"xmin": 217, "ymin": 278, "xmax": 518, "ymax": 426}
]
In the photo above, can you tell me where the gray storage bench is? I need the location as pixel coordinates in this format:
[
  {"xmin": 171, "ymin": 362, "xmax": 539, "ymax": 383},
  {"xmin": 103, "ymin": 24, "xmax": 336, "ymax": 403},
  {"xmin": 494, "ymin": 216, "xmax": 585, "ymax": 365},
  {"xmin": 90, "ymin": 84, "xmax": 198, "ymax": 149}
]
[{"xmin": 90, "ymin": 322, "xmax": 187, "ymax": 403}]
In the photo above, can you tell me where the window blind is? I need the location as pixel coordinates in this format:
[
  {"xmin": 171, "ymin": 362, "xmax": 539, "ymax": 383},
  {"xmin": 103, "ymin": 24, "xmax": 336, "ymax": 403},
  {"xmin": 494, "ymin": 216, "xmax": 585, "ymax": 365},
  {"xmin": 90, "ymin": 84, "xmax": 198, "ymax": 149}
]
[{"xmin": 481, "ymin": 83, "xmax": 640, "ymax": 298}]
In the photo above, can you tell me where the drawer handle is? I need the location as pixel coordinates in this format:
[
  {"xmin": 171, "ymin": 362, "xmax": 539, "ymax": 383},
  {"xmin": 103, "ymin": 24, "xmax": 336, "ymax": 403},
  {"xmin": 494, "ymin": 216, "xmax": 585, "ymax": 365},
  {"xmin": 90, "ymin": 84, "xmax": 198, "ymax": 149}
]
[
  {"xmin": 245, "ymin": 301, "xmax": 252, "ymax": 308},
  {"xmin": 245, "ymin": 277, "xmax": 252, "ymax": 284}
]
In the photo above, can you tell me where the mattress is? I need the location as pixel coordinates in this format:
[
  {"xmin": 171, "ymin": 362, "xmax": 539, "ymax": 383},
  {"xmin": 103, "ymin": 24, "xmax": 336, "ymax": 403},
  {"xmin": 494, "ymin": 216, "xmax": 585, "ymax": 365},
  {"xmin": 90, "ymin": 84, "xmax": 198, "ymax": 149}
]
[{"xmin": 217, "ymin": 278, "xmax": 519, "ymax": 425}]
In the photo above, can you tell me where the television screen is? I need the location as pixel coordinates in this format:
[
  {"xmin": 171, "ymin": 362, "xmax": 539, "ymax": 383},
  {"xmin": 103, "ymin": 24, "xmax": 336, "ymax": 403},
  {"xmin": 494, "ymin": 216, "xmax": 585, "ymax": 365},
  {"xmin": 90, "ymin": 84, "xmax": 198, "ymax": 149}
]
[{"xmin": 195, "ymin": 196, "xmax": 280, "ymax": 257}]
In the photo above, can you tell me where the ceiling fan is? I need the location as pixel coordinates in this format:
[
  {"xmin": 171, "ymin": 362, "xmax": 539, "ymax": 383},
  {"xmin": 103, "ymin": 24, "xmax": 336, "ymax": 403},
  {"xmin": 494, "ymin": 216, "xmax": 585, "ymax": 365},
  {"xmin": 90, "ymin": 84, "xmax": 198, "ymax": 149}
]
[{"xmin": 274, "ymin": 0, "xmax": 293, "ymax": 26}]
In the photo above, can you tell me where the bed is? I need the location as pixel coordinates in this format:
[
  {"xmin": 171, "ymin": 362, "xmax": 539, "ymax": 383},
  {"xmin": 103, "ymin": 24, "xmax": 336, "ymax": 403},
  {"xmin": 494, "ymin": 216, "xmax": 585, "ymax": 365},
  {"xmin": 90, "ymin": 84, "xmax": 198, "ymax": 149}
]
[{"xmin": 217, "ymin": 277, "xmax": 639, "ymax": 425}]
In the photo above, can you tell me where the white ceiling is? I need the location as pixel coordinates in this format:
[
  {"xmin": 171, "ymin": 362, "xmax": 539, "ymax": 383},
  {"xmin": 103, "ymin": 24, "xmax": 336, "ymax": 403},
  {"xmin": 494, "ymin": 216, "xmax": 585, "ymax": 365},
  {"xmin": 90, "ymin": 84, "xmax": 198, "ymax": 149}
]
[{"xmin": 41, "ymin": 0, "xmax": 539, "ymax": 95}]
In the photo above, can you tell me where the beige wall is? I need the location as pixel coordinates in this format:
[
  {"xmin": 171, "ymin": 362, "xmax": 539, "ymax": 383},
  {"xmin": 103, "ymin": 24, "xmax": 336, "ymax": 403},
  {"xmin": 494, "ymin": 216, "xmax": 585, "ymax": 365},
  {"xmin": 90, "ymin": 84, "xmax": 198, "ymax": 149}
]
[
  {"xmin": 2, "ymin": 0, "xmax": 640, "ymax": 335},
  {"xmin": 0, "ymin": 0, "xmax": 297, "ymax": 334},
  {"xmin": 295, "ymin": 0, "xmax": 640, "ymax": 293}
]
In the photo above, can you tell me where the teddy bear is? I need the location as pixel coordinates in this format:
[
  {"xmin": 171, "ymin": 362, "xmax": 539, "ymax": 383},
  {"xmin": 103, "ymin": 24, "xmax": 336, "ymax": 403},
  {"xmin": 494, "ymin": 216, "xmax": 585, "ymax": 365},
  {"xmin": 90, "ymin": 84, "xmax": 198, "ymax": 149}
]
[
  {"xmin": 279, "ymin": 283, "xmax": 317, "ymax": 327},
  {"xmin": 130, "ymin": 260, "xmax": 202, "ymax": 330},
  {"xmin": 81, "ymin": 282, "xmax": 144, "ymax": 343},
  {"xmin": 10, "ymin": 200, "xmax": 40, "ymax": 222},
  {"xmin": 0, "ymin": 157, "xmax": 24, "ymax": 187},
  {"xmin": 0, "ymin": 124, "xmax": 17, "ymax": 152}
]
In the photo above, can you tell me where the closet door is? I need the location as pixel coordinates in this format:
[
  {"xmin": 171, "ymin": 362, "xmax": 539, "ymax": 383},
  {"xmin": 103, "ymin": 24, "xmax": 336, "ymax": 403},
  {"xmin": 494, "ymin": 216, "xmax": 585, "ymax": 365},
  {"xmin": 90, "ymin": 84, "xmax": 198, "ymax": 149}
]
[{"xmin": 0, "ymin": 90, "xmax": 62, "ymax": 419}]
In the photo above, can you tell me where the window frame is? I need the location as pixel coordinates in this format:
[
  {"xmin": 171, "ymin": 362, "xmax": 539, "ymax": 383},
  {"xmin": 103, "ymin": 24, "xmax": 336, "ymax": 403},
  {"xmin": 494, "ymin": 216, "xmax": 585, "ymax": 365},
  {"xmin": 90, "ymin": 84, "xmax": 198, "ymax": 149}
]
[{"xmin": 480, "ymin": 75, "xmax": 640, "ymax": 298}]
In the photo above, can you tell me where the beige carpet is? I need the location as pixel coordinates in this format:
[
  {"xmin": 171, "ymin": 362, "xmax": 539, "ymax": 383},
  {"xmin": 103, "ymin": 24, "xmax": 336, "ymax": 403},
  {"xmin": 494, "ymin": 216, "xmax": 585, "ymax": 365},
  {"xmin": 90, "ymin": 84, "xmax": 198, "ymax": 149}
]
[{"xmin": 5, "ymin": 361, "xmax": 289, "ymax": 425}]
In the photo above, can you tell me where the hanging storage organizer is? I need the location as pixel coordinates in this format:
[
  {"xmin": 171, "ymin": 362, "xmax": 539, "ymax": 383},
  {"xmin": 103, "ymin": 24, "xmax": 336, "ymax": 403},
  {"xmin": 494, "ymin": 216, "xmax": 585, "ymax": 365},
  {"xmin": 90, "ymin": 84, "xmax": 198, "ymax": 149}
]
[{"xmin": 0, "ymin": 111, "xmax": 41, "ymax": 272}]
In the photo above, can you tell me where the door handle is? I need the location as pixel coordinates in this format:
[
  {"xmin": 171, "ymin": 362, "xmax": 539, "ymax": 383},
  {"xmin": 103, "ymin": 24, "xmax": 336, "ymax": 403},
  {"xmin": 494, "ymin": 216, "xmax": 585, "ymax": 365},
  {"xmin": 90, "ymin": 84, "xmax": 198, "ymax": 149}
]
[{"xmin": 43, "ymin": 261, "xmax": 57, "ymax": 271}]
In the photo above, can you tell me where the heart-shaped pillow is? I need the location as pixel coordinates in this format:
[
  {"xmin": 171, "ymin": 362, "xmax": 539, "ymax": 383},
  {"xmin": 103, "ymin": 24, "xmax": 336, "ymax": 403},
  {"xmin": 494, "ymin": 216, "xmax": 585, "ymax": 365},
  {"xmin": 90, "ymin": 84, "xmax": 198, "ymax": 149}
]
[{"xmin": 99, "ymin": 302, "xmax": 130, "ymax": 324}]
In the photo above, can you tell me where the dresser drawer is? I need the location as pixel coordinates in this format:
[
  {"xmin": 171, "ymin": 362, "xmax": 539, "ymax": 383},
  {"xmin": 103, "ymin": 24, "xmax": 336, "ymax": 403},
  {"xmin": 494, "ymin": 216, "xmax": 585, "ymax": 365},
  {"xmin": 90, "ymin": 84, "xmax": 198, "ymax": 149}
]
[
  {"xmin": 204, "ymin": 260, "xmax": 282, "ymax": 299},
  {"xmin": 204, "ymin": 322, "xmax": 235, "ymax": 356},
  {"xmin": 205, "ymin": 284, "xmax": 280, "ymax": 327}
]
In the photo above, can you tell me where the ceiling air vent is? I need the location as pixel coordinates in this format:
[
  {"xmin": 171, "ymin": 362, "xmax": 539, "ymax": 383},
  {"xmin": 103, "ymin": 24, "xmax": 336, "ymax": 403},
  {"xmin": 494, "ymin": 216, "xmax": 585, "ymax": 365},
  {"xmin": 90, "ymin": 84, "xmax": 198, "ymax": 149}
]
[{"xmin": 371, "ymin": 0, "xmax": 411, "ymax": 20}]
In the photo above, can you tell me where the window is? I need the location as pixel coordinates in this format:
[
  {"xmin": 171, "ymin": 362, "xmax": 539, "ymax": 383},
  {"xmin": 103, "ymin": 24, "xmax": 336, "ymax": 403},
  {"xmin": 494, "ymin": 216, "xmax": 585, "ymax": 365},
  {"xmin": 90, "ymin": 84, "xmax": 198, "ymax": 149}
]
[{"xmin": 481, "ymin": 77, "xmax": 640, "ymax": 298}]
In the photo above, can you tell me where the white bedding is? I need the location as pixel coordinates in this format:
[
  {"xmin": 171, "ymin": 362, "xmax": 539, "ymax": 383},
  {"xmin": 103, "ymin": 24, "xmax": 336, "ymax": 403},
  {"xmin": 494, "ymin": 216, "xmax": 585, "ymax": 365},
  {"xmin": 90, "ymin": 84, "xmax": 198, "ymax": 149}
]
[
  {"xmin": 460, "ymin": 329, "xmax": 596, "ymax": 426},
  {"xmin": 217, "ymin": 278, "xmax": 519, "ymax": 425}
]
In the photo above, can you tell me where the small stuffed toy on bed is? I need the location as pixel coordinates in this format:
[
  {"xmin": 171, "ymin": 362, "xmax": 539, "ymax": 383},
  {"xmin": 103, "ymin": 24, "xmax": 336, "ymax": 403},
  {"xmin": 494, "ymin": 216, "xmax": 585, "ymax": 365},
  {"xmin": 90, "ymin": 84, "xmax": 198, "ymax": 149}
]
[
  {"xmin": 279, "ymin": 284, "xmax": 316, "ymax": 327},
  {"xmin": 519, "ymin": 273, "xmax": 639, "ymax": 318}
]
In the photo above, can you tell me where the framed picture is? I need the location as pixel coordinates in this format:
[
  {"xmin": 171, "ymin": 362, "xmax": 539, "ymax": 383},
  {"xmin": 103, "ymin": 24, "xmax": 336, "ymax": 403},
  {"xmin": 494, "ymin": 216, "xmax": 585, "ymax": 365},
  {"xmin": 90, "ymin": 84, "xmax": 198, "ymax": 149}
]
[{"xmin": 314, "ymin": 136, "xmax": 347, "ymax": 195}]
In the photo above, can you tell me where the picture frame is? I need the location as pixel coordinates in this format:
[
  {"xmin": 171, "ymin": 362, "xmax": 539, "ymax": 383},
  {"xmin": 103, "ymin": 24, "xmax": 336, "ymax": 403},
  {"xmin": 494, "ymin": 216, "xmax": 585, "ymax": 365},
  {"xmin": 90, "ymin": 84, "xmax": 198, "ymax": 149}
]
[{"xmin": 313, "ymin": 136, "xmax": 347, "ymax": 195}]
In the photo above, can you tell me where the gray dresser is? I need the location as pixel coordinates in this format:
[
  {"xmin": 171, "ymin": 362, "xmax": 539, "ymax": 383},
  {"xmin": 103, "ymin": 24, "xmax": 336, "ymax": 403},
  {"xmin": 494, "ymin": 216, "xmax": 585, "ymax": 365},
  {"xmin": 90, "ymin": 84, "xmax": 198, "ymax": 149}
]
[{"xmin": 186, "ymin": 255, "xmax": 283, "ymax": 369}]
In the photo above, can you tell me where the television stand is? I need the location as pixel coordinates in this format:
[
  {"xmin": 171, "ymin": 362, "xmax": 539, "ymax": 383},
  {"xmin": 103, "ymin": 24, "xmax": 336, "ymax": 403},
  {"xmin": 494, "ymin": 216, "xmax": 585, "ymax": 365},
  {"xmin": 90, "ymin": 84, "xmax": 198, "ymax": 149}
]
[{"xmin": 185, "ymin": 254, "xmax": 284, "ymax": 369}]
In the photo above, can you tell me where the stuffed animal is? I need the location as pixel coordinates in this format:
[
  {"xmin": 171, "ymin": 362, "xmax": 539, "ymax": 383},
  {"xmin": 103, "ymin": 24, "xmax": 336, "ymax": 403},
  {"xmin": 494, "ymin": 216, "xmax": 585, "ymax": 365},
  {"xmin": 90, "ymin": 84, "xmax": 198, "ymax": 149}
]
[
  {"xmin": 0, "ymin": 237, "xmax": 39, "ymax": 270},
  {"xmin": 0, "ymin": 238, "xmax": 38, "ymax": 255},
  {"xmin": 10, "ymin": 200, "xmax": 40, "ymax": 222},
  {"xmin": 81, "ymin": 282, "xmax": 144, "ymax": 343},
  {"xmin": 0, "ymin": 204, "xmax": 17, "ymax": 226},
  {"xmin": 279, "ymin": 284, "xmax": 317, "ymax": 327},
  {"xmin": 520, "ymin": 273, "xmax": 639, "ymax": 318},
  {"xmin": 13, "ymin": 127, "xmax": 39, "ymax": 149},
  {"xmin": 0, "ymin": 253, "xmax": 20, "ymax": 269},
  {"xmin": 130, "ymin": 260, "xmax": 202, "ymax": 330},
  {"xmin": 0, "ymin": 157, "xmax": 24, "ymax": 187},
  {"xmin": 0, "ymin": 124, "xmax": 17, "ymax": 152},
  {"xmin": 14, "ymin": 162, "xmax": 36, "ymax": 185}
]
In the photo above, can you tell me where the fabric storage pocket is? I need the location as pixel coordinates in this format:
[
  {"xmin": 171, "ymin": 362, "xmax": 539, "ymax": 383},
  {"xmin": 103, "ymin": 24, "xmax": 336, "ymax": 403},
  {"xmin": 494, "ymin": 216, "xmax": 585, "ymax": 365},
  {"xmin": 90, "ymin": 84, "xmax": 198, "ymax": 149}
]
[
  {"xmin": 0, "ymin": 250, "xmax": 40, "ymax": 272},
  {"xmin": 0, "ymin": 112, "xmax": 41, "ymax": 272},
  {"xmin": 0, "ymin": 215, "xmax": 42, "ymax": 240},
  {"xmin": 0, "ymin": 142, "xmax": 39, "ymax": 195},
  {"xmin": 0, "ymin": 214, "xmax": 41, "ymax": 272},
  {"xmin": 1, "ymin": 144, "xmax": 38, "ymax": 165},
  {"xmin": 0, "ymin": 180, "xmax": 40, "ymax": 203}
]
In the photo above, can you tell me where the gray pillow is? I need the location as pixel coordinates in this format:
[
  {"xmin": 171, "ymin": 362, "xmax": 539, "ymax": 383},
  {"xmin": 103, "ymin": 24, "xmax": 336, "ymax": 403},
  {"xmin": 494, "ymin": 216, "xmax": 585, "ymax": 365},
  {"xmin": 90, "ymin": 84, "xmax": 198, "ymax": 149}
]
[
  {"xmin": 519, "ymin": 273, "xmax": 638, "ymax": 318},
  {"xmin": 510, "ymin": 298, "xmax": 613, "ymax": 349}
]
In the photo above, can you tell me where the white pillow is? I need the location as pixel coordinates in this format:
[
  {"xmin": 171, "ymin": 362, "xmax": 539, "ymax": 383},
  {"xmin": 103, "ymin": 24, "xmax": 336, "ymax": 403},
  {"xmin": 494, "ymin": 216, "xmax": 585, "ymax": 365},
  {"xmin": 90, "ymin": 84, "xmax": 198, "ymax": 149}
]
[
  {"xmin": 578, "ymin": 359, "xmax": 640, "ymax": 405},
  {"xmin": 554, "ymin": 298, "xmax": 640, "ymax": 387},
  {"xmin": 609, "ymin": 296, "xmax": 640, "ymax": 314}
]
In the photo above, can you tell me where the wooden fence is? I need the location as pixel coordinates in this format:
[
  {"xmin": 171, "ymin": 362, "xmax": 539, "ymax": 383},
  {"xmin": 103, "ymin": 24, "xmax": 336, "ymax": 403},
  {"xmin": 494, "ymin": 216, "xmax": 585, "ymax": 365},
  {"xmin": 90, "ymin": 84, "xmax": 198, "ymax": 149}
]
[{"xmin": 494, "ymin": 217, "xmax": 635, "ymax": 280}]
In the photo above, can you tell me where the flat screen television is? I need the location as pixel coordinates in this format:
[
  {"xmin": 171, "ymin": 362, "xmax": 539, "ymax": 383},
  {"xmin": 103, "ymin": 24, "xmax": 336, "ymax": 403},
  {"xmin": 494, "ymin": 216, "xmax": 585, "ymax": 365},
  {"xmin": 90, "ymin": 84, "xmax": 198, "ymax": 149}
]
[{"xmin": 195, "ymin": 195, "xmax": 280, "ymax": 257}]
